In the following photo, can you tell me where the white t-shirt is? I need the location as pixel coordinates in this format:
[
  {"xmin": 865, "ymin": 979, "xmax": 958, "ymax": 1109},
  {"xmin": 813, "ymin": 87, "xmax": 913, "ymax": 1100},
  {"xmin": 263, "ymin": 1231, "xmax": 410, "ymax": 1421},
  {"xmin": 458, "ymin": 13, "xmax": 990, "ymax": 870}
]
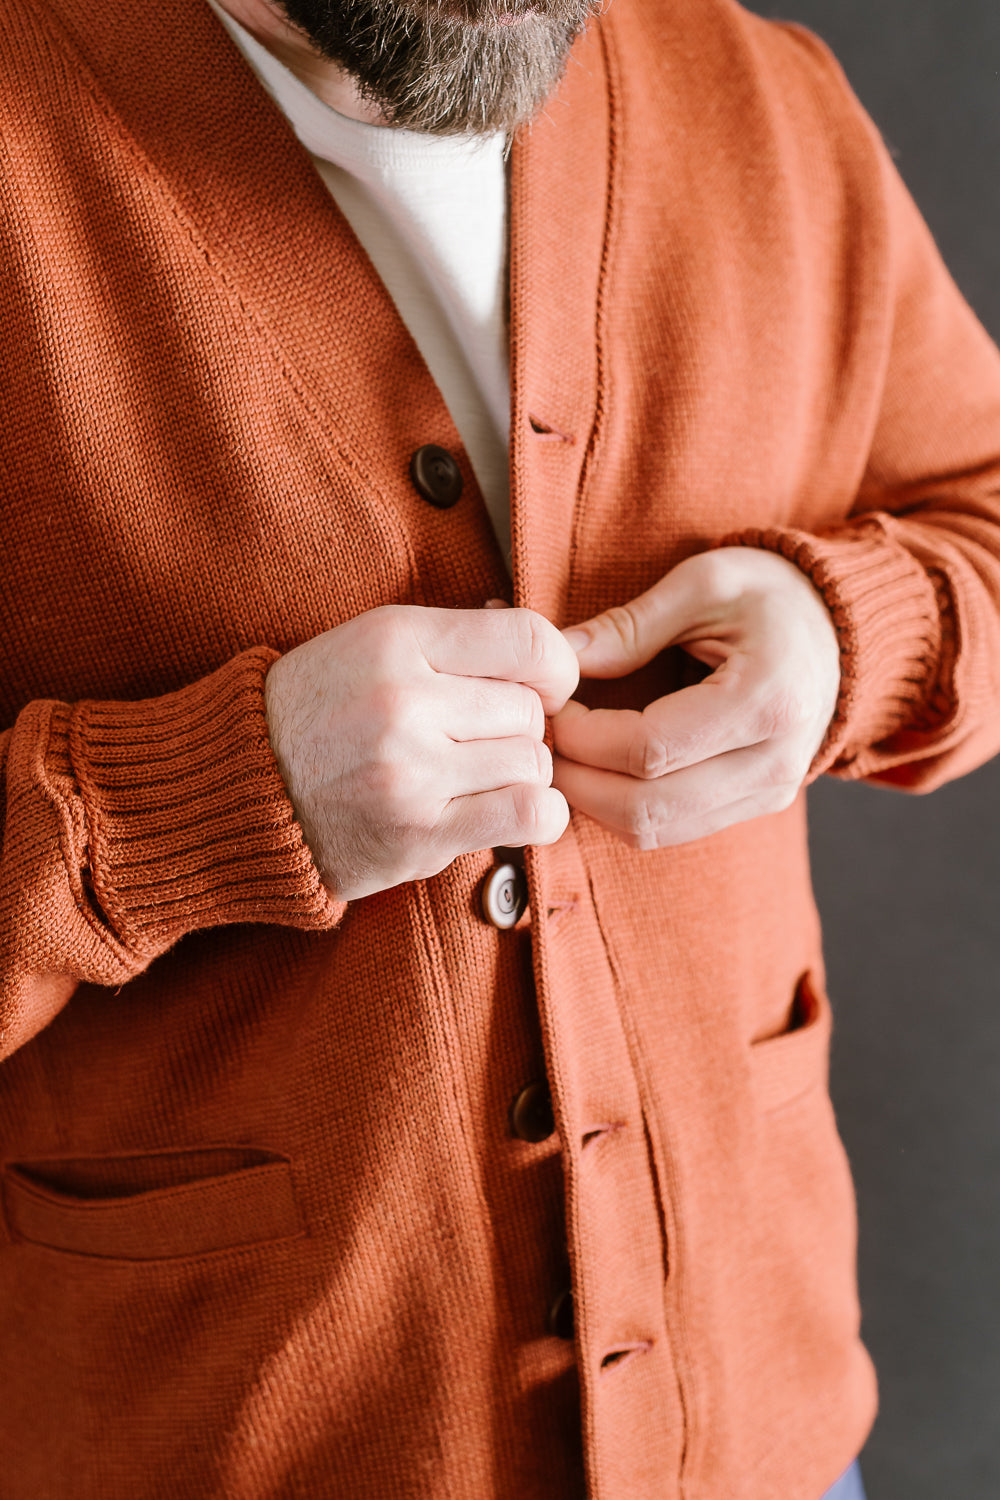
[{"xmin": 207, "ymin": 1, "xmax": 513, "ymax": 565}]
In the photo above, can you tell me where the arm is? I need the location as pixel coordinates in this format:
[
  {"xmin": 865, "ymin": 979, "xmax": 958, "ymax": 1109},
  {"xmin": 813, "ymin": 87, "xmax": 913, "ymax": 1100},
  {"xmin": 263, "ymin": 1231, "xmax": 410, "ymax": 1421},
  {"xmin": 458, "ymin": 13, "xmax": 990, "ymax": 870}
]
[
  {"xmin": 0, "ymin": 648, "xmax": 341, "ymax": 1059},
  {"xmin": 726, "ymin": 91, "xmax": 1000, "ymax": 792},
  {"xmin": 1, "ymin": 610, "xmax": 577, "ymax": 1060},
  {"xmin": 552, "ymin": 31, "xmax": 1000, "ymax": 837}
]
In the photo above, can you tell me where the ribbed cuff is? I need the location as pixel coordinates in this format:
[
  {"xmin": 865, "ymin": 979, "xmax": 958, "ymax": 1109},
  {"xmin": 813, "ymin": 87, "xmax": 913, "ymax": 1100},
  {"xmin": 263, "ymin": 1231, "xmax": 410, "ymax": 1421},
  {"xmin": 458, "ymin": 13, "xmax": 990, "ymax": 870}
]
[
  {"xmin": 60, "ymin": 648, "xmax": 345, "ymax": 950},
  {"xmin": 722, "ymin": 521, "xmax": 944, "ymax": 777}
]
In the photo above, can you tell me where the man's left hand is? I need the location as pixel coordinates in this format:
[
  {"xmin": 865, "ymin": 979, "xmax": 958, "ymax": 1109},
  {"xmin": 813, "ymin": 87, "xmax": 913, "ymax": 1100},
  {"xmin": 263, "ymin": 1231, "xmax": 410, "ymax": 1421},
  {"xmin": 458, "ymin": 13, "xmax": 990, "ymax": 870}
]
[{"xmin": 551, "ymin": 547, "xmax": 841, "ymax": 848}]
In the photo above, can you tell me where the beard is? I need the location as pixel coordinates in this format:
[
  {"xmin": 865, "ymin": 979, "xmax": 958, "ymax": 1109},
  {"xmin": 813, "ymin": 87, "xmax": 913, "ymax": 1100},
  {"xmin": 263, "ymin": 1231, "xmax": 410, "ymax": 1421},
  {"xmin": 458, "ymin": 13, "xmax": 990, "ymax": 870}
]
[{"xmin": 277, "ymin": 0, "xmax": 600, "ymax": 136}]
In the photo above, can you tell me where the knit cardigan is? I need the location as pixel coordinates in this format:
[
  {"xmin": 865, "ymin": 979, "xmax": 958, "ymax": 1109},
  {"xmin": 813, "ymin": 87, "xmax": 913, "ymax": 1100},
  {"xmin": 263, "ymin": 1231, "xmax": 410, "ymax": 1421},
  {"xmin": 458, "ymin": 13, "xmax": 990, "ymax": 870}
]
[{"xmin": 3, "ymin": 0, "xmax": 1000, "ymax": 1496}]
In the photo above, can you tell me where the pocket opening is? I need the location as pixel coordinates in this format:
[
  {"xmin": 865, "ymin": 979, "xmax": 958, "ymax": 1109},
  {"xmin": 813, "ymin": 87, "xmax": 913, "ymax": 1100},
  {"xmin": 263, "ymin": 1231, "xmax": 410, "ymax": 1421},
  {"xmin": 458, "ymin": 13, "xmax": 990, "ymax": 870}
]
[
  {"xmin": 749, "ymin": 970, "xmax": 832, "ymax": 1114},
  {"xmin": 2, "ymin": 1145, "xmax": 304, "ymax": 1261}
]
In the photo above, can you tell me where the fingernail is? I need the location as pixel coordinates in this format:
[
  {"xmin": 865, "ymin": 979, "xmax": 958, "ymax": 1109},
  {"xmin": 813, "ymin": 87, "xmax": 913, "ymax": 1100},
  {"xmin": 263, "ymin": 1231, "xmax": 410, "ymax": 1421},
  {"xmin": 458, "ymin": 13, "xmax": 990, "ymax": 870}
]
[{"xmin": 563, "ymin": 628, "xmax": 590, "ymax": 652}]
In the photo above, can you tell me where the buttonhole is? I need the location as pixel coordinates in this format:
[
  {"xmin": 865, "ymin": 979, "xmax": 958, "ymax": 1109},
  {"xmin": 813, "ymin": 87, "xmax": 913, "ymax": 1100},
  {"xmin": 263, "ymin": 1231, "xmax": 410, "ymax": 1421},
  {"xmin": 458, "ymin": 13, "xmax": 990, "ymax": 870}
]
[
  {"xmin": 528, "ymin": 413, "xmax": 575, "ymax": 444},
  {"xmin": 581, "ymin": 1122, "xmax": 625, "ymax": 1151},
  {"xmin": 546, "ymin": 897, "xmax": 579, "ymax": 919},
  {"xmin": 600, "ymin": 1340, "xmax": 653, "ymax": 1375}
]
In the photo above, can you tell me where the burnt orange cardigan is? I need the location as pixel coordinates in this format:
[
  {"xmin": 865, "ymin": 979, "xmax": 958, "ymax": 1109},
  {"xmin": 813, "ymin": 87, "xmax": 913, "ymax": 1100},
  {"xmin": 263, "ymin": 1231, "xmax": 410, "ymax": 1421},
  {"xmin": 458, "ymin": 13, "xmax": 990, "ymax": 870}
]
[{"xmin": 3, "ymin": 0, "xmax": 1000, "ymax": 1495}]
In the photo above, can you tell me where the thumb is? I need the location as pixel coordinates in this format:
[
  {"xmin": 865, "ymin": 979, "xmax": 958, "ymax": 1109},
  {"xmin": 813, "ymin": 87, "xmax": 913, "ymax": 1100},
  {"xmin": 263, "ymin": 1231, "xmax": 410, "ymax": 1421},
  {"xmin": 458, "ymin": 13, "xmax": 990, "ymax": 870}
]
[{"xmin": 562, "ymin": 570, "xmax": 700, "ymax": 679}]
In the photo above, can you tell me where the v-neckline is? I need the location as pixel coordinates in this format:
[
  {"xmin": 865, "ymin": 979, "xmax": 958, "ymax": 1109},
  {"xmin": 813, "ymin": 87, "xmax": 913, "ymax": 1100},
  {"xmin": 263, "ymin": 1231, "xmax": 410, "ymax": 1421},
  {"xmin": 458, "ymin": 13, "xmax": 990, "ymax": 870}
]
[{"xmin": 37, "ymin": 0, "xmax": 616, "ymax": 621}]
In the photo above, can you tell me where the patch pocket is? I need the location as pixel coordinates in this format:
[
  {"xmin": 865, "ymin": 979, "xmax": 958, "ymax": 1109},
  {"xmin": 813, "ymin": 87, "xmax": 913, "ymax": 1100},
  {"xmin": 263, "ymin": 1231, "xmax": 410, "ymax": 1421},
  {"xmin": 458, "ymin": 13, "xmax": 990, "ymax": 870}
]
[
  {"xmin": 749, "ymin": 970, "xmax": 832, "ymax": 1114},
  {"xmin": 1, "ymin": 1145, "xmax": 303, "ymax": 1261}
]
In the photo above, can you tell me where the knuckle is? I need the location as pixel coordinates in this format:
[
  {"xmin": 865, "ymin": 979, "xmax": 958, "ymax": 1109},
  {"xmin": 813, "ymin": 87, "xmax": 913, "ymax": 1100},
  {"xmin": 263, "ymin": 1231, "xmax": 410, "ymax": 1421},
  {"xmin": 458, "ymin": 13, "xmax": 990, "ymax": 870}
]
[
  {"xmin": 511, "ymin": 608, "xmax": 550, "ymax": 671},
  {"xmin": 367, "ymin": 680, "xmax": 414, "ymax": 732},
  {"xmin": 511, "ymin": 780, "xmax": 546, "ymax": 839},
  {"xmin": 532, "ymin": 740, "xmax": 554, "ymax": 784},
  {"xmin": 699, "ymin": 548, "xmax": 743, "ymax": 600},
  {"xmin": 365, "ymin": 602, "xmax": 409, "ymax": 652},
  {"xmin": 769, "ymin": 781, "xmax": 800, "ymax": 813},
  {"xmin": 361, "ymin": 755, "xmax": 414, "ymax": 815},
  {"xmin": 602, "ymin": 603, "xmax": 643, "ymax": 657},
  {"xmin": 401, "ymin": 812, "xmax": 444, "ymax": 863},
  {"xmin": 747, "ymin": 775, "xmax": 798, "ymax": 819},
  {"xmin": 525, "ymin": 688, "xmax": 546, "ymax": 739},
  {"xmin": 537, "ymin": 788, "xmax": 570, "ymax": 845},
  {"xmin": 746, "ymin": 787, "xmax": 788, "ymax": 820},
  {"xmin": 411, "ymin": 854, "xmax": 450, "ymax": 883},
  {"xmin": 629, "ymin": 726, "xmax": 670, "ymax": 781},
  {"xmin": 621, "ymin": 790, "xmax": 662, "ymax": 850},
  {"xmin": 365, "ymin": 602, "xmax": 399, "ymax": 630},
  {"xmin": 767, "ymin": 744, "xmax": 806, "ymax": 790},
  {"xmin": 754, "ymin": 686, "xmax": 803, "ymax": 740}
]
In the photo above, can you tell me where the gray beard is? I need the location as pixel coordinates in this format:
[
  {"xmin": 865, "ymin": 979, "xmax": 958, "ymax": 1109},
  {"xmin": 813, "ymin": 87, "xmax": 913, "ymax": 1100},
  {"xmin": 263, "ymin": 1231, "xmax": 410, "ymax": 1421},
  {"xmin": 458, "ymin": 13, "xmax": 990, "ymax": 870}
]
[{"xmin": 277, "ymin": 0, "xmax": 600, "ymax": 136}]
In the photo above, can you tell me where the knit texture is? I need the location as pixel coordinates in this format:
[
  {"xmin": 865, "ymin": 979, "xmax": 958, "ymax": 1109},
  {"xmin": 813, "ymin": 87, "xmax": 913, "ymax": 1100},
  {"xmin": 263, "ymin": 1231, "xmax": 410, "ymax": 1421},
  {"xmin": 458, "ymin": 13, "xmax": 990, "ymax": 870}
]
[{"xmin": 2, "ymin": 0, "xmax": 1000, "ymax": 1496}]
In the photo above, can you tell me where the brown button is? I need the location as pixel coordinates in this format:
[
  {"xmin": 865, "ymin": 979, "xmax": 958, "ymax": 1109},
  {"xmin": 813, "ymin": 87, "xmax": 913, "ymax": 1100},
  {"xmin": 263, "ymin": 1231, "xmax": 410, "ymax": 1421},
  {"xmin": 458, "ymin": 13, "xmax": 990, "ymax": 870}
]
[
  {"xmin": 482, "ymin": 863, "xmax": 527, "ymax": 930},
  {"xmin": 547, "ymin": 1287, "xmax": 574, "ymax": 1341},
  {"xmin": 510, "ymin": 1082, "xmax": 555, "ymax": 1143},
  {"xmin": 409, "ymin": 445, "xmax": 463, "ymax": 508}
]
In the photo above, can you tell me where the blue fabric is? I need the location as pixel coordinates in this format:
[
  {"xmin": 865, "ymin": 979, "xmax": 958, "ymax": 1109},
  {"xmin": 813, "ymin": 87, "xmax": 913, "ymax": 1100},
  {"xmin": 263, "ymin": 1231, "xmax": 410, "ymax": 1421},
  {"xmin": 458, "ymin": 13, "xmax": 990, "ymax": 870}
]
[{"xmin": 820, "ymin": 1459, "xmax": 866, "ymax": 1500}]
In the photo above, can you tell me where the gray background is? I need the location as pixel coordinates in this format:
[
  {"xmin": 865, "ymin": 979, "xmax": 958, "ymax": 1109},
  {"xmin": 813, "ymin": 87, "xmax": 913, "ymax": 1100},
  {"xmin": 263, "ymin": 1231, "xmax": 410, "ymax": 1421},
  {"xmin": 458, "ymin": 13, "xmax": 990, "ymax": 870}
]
[{"xmin": 744, "ymin": 2, "xmax": 1000, "ymax": 1495}]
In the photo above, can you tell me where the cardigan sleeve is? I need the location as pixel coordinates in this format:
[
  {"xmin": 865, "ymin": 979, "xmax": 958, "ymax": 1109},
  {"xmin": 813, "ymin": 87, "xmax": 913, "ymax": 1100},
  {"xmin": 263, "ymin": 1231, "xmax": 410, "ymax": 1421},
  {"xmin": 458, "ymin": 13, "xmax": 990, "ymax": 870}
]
[
  {"xmin": 726, "ymin": 28, "xmax": 1000, "ymax": 792},
  {"xmin": 0, "ymin": 646, "xmax": 345, "ymax": 1060}
]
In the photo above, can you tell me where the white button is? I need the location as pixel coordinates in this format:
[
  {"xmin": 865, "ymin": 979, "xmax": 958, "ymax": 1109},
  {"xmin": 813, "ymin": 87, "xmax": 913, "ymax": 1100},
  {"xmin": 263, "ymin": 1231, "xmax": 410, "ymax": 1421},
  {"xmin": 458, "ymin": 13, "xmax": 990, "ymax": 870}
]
[{"xmin": 482, "ymin": 863, "xmax": 527, "ymax": 929}]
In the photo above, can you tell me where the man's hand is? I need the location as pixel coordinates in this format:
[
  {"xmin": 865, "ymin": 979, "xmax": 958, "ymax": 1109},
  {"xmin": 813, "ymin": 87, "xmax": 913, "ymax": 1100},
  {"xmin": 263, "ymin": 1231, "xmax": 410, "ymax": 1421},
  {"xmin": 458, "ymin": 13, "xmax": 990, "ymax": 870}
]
[
  {"xmin": 264, "ymin": 605, "xmax": 579, "ymax": 900},
  {"xmin": 551, "ymin": 548, "xmax": 841, "ymax": 848}
]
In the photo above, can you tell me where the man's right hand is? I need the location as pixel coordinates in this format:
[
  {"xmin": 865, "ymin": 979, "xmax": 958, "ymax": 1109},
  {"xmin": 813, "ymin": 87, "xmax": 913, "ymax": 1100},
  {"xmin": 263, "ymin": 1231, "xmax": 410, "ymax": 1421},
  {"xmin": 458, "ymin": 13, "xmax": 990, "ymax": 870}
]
[{"xmin": 263, "ymin": 605, "xmax": 580, "ymax": 901}]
